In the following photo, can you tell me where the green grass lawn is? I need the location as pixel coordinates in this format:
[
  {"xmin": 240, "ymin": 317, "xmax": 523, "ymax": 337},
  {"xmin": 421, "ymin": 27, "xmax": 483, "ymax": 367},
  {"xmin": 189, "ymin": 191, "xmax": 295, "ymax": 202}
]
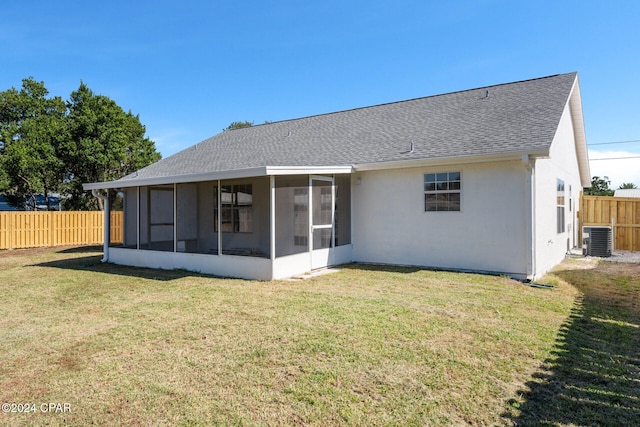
[{"xmin": 0, "ymin": 247, "xmax": 637, "ymax": 426}]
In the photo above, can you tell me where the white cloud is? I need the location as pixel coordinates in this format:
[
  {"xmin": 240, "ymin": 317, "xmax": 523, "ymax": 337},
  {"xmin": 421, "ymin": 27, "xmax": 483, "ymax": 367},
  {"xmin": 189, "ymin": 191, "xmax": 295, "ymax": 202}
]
[{"xmin": 588, "ymin": 149, "xmax": 640, "ymax": 188}]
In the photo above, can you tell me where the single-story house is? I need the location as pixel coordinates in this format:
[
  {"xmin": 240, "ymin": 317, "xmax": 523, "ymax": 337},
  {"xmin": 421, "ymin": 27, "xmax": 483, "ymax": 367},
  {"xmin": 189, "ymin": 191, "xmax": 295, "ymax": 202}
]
[{"xmin": 84, "ymin": 72, "xmax": 590, "ymax": 281}]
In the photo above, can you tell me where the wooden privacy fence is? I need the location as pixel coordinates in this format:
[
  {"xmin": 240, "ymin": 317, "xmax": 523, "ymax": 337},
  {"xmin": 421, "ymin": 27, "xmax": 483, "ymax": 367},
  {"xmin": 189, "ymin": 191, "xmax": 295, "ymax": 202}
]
[
  {"xmin": 0, "ymin": 211, "xmax": 123, "ymax": 250},
  {"xmin": 579, "ymin": 195, "xmax": 640, "ymax": 251}
]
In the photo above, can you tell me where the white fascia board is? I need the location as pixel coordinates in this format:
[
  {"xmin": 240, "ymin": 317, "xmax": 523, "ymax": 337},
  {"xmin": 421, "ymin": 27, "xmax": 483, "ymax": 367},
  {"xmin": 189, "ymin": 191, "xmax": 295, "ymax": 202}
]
[
  {"xmin": 353, "ymin": 150, "xmax": 549, "ymax": 172},
  {"xmin": 82, "ymin": 166, "xmax": 269, "ymax": 190},
  {"xmin": 567, "ymin": 76, "xmax": 591, "ymax": 188},
  {"xmin": 82, "ymin": 165, "xmax": 354, "ymax": 191},
  {"xmin": 265, "ymin": 165, "xmax": 354, "ymax": 175}
]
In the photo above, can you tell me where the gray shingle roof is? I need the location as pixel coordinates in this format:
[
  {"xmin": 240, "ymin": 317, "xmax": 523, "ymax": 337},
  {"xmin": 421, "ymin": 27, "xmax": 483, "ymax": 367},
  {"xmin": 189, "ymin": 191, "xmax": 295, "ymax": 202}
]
[{"xmin": 122, "ymin": 72, "xmax": 578, "ymax": 182}]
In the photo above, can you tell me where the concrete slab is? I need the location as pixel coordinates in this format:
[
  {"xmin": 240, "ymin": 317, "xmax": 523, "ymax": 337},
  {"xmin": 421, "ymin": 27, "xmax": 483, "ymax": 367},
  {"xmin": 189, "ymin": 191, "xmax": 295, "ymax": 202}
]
[{"xmin": 283, "ymin": 267, "xmax": 342, "ymax": 281}]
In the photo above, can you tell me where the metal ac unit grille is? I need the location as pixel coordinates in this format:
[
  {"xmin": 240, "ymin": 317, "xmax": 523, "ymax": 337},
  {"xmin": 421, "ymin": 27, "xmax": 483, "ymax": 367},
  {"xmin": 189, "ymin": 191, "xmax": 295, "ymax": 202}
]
[{"xmin": 582, "ymin": 226, "xmax": 612, "ymax": 257}]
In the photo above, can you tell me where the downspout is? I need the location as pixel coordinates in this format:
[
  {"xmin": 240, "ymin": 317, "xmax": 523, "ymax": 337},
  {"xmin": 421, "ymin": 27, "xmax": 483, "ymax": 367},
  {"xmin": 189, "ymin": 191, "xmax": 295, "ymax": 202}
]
[
  {"xmin": 522, "ymin": 154, "xmax": 536, "ymax": 281},
  {"xmin": 92, "ymin": 189, "xmax": 110, "ymax": 263}
]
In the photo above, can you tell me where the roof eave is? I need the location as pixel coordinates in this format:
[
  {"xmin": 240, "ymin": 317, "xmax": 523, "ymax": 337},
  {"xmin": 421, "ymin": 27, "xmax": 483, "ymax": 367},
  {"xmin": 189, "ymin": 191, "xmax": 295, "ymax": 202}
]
[
  {"xmin": 567, "ymin": 75, "xmax": 591, "ymax": 187},
  {"xmin": 83, "ymin": 167, "xmax": 268, "ymax": 190},
  {"xmin": 265, "ymin": 165, "xmax": 354, "ymax": 176},
  {"xmin": 82, "ymin": 165, "xmax": 354, "ymax": 190},
  {"xmin": 353, "ymin": 150, "xmax": 550, "ymax": 172}
]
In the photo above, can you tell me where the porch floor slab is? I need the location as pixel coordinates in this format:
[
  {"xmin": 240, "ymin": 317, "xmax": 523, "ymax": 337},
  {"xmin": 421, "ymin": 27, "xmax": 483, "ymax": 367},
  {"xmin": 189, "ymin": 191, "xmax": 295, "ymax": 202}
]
[{"xmin": 283, "ymin": 267, "xmax": 342, "ymax": 281}]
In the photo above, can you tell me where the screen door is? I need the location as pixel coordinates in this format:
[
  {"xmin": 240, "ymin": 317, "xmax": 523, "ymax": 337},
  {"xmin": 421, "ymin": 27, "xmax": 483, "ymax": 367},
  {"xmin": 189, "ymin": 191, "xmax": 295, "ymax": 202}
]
[{"xmin": 310, "ymin": 176, "xmax": 334, "ymax": 269}]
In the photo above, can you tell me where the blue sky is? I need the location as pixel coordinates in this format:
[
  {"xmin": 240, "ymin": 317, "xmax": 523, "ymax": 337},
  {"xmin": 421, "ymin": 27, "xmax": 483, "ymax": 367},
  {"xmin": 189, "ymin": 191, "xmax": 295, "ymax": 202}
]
[{"xmin": 2, "ymin": 0, "xmax": 639, "ymax": 187}]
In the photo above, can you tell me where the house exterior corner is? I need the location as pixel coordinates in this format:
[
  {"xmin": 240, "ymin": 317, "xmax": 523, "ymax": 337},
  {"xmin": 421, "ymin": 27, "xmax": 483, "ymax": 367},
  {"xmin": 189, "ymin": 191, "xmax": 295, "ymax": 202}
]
[{"xmin": 531, "ymin": 96, "xmax": 586, "ymax": 279}]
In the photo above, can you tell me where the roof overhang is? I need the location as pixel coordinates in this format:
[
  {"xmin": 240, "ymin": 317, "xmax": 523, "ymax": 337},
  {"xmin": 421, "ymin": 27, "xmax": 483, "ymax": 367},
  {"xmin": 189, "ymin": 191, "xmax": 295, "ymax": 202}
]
[
  {"xmin": 353, "ymin": 149, "xmax": 550, "ymax": 172},
  {"xmin": 82, "ymin": 165, "xmax": 354, "ymax": 190},
  {"xmin": 567, "ymin": 76, "xmax": 591, "ymax": 187},
  {"xmin": 83, "ymin": 150, "xmax": 555, "ymax": 191}
]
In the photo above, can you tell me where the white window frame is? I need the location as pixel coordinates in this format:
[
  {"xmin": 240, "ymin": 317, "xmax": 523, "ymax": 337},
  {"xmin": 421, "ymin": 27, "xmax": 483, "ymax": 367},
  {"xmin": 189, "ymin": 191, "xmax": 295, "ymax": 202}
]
[
  {"xmin": 424, "ymin": 172, "xmax": 461, "ymax": 212},
  {"xmin": 557, "ymin": 178, "xmax": 565, "ymax": 234}
]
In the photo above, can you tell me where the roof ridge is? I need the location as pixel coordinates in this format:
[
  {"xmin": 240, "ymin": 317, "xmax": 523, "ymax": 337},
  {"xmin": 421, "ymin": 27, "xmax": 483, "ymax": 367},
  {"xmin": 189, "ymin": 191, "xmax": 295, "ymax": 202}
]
[{"xmin": 225, "ymin": 72, "xmax": 577, "ymax": 131}]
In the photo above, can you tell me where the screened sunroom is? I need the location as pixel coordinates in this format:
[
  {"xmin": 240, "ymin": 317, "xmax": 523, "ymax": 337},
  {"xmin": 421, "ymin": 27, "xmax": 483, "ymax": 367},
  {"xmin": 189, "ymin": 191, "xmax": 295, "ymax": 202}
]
[{"xmin": 90, "ymin": 170, "xmax": 352, "ymax": 280}]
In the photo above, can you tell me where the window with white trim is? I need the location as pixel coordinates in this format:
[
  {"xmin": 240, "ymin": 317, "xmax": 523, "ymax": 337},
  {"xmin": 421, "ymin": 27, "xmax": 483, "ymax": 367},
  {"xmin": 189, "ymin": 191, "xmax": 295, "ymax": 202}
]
[
  {"xmin": 424, "ymin": 172, "xmax": 461, "ymax": 211},
  {"xmin": 557, "ymin": 179, "xmax": 565, "ymax": 233}
]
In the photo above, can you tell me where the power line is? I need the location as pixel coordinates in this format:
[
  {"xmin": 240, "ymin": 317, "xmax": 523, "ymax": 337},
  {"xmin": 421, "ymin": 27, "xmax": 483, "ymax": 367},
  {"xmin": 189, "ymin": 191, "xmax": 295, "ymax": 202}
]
[
  {"xmin": 590, "ymin": 155, "xmax": 640, "ymax": 161},
  {"xmin": 588, "ymin": 139, "xmax": 640, "ymax": 146}
]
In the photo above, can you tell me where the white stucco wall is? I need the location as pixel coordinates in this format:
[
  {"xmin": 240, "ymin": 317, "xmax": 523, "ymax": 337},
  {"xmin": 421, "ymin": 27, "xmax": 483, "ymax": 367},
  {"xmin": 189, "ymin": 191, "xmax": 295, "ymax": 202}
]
[
  {"xmin": 351, "ymin": 161, "xmax": 529, "ymax": 278},
  {"xmin": 109, "ymin": 247, "xmax": 273, "ymax": 280},
  {"xmin": 533, "ymin": 101, "xmax": 584, "ymax": 278}
]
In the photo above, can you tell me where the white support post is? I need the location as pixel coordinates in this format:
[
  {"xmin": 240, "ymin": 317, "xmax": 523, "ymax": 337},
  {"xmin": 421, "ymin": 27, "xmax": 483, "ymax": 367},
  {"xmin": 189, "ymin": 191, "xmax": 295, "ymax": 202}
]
[
  {"xmin": 173, "ymin": 183, "xmax": 177, "ymax": 253},
  {"xmin": 270, "ymin": 175, "xmax": 276, "ymax": 261},
  {"xmin": 308, "ymin": 176, "xmax": 313, "ymax": 262},
  {"xmin": 104, "ymin": 194, "xmax": 110, "ymax": 261},
  {"xmin": 217, "ymin": 180, "xmax": 222, "ymax": 256},
  {"xmin": 331, "ymin": 174, "xmax": 335, "ymax": 249},
  {"xmin": 136, "ymin": 186, "xmax": 140, "ymax": 250}
]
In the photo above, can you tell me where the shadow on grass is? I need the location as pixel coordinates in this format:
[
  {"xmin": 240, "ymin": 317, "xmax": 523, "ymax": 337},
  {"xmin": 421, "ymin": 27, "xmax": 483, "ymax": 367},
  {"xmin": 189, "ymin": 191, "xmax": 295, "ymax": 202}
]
[
  {"xmin": 341, "ymin": 263, "xmax": 423, "ymax": 274},
  {"xmin": 503, "ymin": 263, "xmax": 640, "ymax": 426},
  {"xmin": 32, "ymin": 246, "xmax": 207, "ymax": 282},
  {"xmin": 55, "ymin": 245, "xmax": 104, "ymax": 254}
]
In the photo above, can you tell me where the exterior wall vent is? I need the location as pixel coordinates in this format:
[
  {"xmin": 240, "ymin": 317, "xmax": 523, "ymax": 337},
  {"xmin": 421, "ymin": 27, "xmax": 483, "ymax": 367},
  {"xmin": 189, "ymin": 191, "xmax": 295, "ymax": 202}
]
[{"xmin": 582, "ymin": 226, "xmax": 612, "ymax": 257}]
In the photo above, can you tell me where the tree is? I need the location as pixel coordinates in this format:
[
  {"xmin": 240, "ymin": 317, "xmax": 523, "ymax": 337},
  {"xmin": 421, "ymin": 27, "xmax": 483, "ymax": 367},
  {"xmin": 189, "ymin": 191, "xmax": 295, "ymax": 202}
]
[
  {"xmin": 0, "ymin": 77, "xmax": 67, "ymax": 210},
  {"xmin": 0, "ymin": 77, "xmax": 161, "ymax": 211},
  {"xmin": 225, "ymin": 121, "xmax": 254, "ymax": 130},
  {"xmin": 584, "ymin": 176, "xmax": 614, "ymax": 196},
  {"xmin": 62, "ymin": 82, "xmax": 161, "ymax": 210},
  {"xmin": 618, "ymin": 182, "xmax": 637, "ymax": 189},
  {"xmin": 0, "ymin": 164, "xmax": 8, "ymax": 190}
]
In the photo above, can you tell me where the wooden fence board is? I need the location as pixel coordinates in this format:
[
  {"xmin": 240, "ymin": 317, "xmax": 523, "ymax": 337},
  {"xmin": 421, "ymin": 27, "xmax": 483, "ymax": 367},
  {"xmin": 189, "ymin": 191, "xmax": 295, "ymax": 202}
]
[
  {"xmin": 579, "ymin": 195, "xmax": 640, "ymax": 251},
  {"xmin": 0, "ymin": 211, "xmax": 123, "ymax": 250}
]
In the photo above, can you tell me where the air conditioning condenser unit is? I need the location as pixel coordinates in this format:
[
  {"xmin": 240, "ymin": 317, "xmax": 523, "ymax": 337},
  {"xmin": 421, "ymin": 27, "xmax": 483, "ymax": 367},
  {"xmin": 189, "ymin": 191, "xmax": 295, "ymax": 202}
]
[{"xmin": 582, "ymin": 226, "xmax": 612, "ymax": 257}]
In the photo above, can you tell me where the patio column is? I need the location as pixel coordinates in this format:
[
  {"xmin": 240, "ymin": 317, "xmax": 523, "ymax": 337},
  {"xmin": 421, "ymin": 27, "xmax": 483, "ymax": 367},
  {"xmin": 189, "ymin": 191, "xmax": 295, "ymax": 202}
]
[
  {"xmin": 136, "ymin": 186, "xmax": 140, "ymax": 249},
  {"xmin": 217, "ymin": 180, "xmax": 222, "ymax": 256},
  {"xmin": 270, "ymin": 175, "xmax": 275, "ymax": 261},
  {"xmin": 104, "ymin": 193, "xmax": 110, "ymax": 262},
  {"xmin": 173, "ymin": 183, "xmax": 177, "ymax": 253}
]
